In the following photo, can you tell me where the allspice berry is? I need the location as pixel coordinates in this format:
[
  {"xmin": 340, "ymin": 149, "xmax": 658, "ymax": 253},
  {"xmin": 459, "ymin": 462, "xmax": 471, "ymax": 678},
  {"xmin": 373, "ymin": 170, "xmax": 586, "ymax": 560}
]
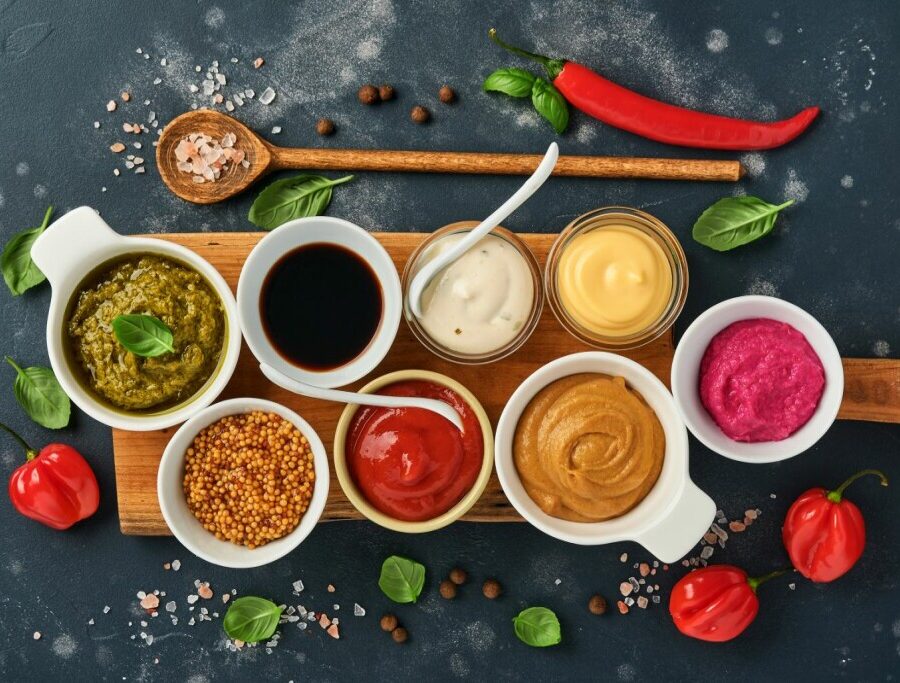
[
  {"xmin": 588, "ymin": 594, "xmax": 607, "ymax": 615},
  {"xmin": 482, "ymin": 578, "xmax": 502, "ymax": 599},
  {"xmin": 439, "ymin": 580, "xmax": 457, "ymax": 600},
  {"xmin": 391, "ymin": 626, "xmax": 408, "ymax": 643},
  {"xmin": 410, "ymin": 105, "xmax": 430, "ymax": 124},
  {"xmin": 449, "ymin": 567, "xmax": 467, "ymax": 585},
  {"xmin": 378, "ymin": 84, "xmax": 395, "ymax": 101},
  {"xmin": 316, "ymin": 118, "xmax": 335, "ymax": 136},
  {"xmin": 438, "ymin": 85, "xmax": 456, "ymax": 103},
  {"xmin": 380, "ymin": 613, "xmax": 398, "ymax": 632},
  {"xmin": 358, "ymin": 84, "xmax": 379, "ymax": 105}
]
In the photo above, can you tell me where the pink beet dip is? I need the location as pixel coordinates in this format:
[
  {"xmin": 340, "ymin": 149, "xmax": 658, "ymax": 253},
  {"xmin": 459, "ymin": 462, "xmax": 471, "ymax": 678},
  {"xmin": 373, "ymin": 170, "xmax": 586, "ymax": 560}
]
[{"xmin": 699, "ymin": 318, "xmax": 826, "ymax": 442}]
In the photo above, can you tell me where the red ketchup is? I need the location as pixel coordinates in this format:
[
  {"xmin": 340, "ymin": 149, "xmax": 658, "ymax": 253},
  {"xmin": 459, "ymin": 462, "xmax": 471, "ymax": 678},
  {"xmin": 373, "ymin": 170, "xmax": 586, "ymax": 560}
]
[{"xmin": 347, "ymin": 380, "xmax": 484, "ymax": 522}]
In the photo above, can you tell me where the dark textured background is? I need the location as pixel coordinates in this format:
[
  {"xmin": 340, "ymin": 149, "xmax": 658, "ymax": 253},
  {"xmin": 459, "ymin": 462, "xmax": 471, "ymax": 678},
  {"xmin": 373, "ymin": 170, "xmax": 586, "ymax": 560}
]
[{"xmin": 0, "ymin": 1, "xmax": 897, "ymax": 680}]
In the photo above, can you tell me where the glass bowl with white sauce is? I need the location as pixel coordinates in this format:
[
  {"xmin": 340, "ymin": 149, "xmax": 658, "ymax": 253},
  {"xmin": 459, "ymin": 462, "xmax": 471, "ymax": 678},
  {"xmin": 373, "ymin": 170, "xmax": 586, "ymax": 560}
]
[{"xmin": 402, "ymin": 222, "xmax": 543, "ymax": 364}]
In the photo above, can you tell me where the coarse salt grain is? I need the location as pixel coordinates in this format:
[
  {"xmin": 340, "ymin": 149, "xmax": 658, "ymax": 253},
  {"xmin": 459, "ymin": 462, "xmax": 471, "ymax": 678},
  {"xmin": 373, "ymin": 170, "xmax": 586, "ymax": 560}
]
[
  {"xmin": 198, "ymin": 583, "xmax": 213, "ymax": 600},
  {"xmin": 33, "ymin": 631, "xmax": 41, "ymax": 640},
  {"xmin": 253, "ymin": 57, "xmax": 265, "ymax": 69},
  {"xmin": 259, "ymin": 87, "xmax": 276, "ymax": 105},
  {"xmin": 106, "ymin": 100, "xmax": 117, "ymax": 112},
  {"xmin": 353, "ymin": 603, "xmax": 365, "ymax": 617},
  {"xmin": 140, "ymin": 594, "xmax": 160, "ymax": 610}
]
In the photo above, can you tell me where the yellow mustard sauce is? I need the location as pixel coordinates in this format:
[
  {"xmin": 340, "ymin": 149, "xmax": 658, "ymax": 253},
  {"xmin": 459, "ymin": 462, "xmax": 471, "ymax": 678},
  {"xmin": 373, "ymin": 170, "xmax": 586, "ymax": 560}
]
[{"xmin": 557, "ymin": 225, "xmax": 673, "ymax": 338}]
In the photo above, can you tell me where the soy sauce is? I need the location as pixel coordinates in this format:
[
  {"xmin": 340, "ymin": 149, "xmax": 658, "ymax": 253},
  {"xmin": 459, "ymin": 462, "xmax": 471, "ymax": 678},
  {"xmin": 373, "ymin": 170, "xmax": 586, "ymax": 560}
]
[{"xmin": 261, "ymin": 243, "xmax": 383, "ymax": 370}]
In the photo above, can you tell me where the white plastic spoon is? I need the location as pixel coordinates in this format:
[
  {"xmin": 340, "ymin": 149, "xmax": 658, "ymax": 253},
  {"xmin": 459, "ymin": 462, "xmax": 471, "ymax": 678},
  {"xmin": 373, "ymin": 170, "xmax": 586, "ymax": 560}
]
[
  {"xmin": 407, "ymin": 142, "xmax": 560, "ymax": 319},
  {"xmin": 259, "ymin": 362, "xmax": 465, "ymax": 431}
]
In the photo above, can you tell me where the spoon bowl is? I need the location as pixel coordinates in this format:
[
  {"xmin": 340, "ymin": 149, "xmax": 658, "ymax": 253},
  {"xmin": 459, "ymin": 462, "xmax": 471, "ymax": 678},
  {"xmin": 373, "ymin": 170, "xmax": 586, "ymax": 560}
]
[{"xmin": 156, "ymin": 110, "xmax": 272, "ymax": 204}]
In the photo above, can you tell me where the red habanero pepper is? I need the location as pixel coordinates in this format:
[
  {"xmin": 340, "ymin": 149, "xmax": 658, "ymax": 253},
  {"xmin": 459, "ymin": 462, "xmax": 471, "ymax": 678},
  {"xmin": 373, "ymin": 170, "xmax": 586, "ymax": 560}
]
[
  {"xmin": 488, "ymin": 29, "xmax": 820, "ymax": 150},
  {"xmin": 783, "ymin": 469, "xmax": 888, "ymax": 583},
  {"xmin": 2, "ymin": 422, "xmax": 99, "ymax": 530},
  {"xmin": 669, "ymin": 565, "xmax": 788, "ymax": 642}
]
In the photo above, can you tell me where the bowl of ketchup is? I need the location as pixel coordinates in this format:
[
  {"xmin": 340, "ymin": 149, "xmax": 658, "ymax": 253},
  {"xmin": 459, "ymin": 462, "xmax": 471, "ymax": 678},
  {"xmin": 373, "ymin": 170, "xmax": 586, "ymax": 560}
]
[{"xmin": 333, "ymin": 370, "xmax": 494, "ymax": 532}]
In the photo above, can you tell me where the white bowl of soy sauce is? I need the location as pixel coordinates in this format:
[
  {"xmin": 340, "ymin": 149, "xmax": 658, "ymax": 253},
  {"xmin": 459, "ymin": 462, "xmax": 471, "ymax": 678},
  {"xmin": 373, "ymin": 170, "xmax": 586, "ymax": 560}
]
[{"xmin": 237, "ymin": 217, "xmax": 402, "ymax": 388}]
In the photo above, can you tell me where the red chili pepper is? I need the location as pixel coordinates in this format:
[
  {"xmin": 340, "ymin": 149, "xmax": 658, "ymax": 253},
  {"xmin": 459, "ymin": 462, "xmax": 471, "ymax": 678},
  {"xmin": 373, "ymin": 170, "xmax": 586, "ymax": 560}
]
[
  {"xmin": 782, "ymin": 469, "xmax": 888, "ymax": 583},
  {"xmin": 669, "ymin": 565, "xmax": 787, "ymax": 642},
  {"xmin": 2, "ymin": 422, "xmax": 99, "ymax": 530},
  {"xmin": 489, "ymin": 29, "xmax": 820, "ymax": 150}
]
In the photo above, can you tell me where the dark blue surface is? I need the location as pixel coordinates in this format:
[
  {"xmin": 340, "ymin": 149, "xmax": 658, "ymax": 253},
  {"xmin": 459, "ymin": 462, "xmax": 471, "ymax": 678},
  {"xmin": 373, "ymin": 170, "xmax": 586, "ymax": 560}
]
[{"xmin": 0, "ymin": 1, "xmax": 897, "ymax": 680}]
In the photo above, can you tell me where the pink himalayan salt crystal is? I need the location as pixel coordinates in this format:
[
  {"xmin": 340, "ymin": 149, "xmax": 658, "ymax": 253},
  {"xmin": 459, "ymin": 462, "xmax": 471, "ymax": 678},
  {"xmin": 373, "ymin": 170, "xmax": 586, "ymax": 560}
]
[{"xmin": 173, "ymin": 132, "xmax": 247, "ymax": 184}]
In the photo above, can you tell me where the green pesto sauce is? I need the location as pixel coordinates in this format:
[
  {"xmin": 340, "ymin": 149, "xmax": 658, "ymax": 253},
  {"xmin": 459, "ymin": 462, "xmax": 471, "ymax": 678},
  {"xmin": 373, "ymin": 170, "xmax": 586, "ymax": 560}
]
[{"xmin": 65, "ymin": 254, "xmax": 225, "ymax": 412}]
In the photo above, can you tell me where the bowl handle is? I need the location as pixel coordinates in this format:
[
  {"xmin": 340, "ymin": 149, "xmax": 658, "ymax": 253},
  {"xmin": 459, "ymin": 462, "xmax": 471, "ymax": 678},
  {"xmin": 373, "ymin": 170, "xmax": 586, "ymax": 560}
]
[
  {"xmin": 633, "ymin": 479, "xmax": 716, "ymax": 563},
  {"xmin": 31, "ymin": 206, "xmax": 120, "ymax": 286}
]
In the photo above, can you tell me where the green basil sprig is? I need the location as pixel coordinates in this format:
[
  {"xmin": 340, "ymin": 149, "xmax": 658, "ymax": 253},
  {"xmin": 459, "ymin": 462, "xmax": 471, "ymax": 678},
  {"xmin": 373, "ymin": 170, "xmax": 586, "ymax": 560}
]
[
  {"xmin": 483, "ymin": 67, "xmax": 570, "ymax": 134},
  {"xmin": 531, "ymin": 78, "xmax": 569, "ymax": 134},
  {"xmin": 483, "ymin": 67, "xmax": 536, "ymax": 98},
  {"xmin": 512, "ymin": 606, "xmax": 561, "ymax": 647},
  {"xmin": 112, "ymin": 314, "xmax": 175, "ymax": 357},
  {"xmin": 2, "ymin": 206, "xmax": 53, "ymax": 296},
  {"xmin": 692, "ymin": 196, "xmax": 795, "ymax": 252},
  {"xmin": 378, "ymin": 555, "xmax": 425, "ymax": 604},
  {"xmin": 248, "ymin": 174, "xmax": 354, "ymax": 230},
  {"xmin": 223, "ymin": 596, "xmax": 283, "ymax": 643},
  {"xmin": 5, "ymin": 356, "xmax": 70, "ymax": 429}
]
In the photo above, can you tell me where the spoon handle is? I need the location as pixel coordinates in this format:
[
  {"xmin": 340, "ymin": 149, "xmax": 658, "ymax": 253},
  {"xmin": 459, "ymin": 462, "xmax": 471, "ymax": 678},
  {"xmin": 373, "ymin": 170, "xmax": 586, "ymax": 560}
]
[
  {"xmin": 259, "ymin": 363, "xmax": 464, "ymax": 431},
  {"xmin": 408, "ymin": 142, "xmax": 558, "ymax": 318},
  {"xmin": 269, "ymin": 146, "xmax": 743, "ymax": 181}
]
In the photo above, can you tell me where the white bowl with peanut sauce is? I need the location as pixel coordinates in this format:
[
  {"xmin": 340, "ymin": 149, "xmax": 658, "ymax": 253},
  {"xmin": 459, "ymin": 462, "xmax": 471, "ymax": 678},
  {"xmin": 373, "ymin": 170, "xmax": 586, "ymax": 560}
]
[
  {"xmin": 158, "ymin": 397, "xmax": 329, "ymax": 569},
  {"xmin": 494, "ymin": 352, "xmax": 715, "ymax": 563}
]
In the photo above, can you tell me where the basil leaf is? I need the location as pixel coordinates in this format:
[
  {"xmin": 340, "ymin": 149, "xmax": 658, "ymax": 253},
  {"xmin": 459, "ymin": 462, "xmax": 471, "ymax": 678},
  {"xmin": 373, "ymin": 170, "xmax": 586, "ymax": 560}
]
[
  {"xmin": 483, "ymin": 67, "xmax": 537, "ymax": 98},
  {"xmin": 378, "ymin": 555, "xmax": 425, "ymax": 604},
  {"xmin": 2, "ymin": 206, "xmax": 53, "ymax": 296},
  {"xmin": 531, "ymin": 78, "xmax": 569, "ymax": 134},
  {"xmin": 692, "ymin": 196, "xmax": 794, "ymax": 252},
  {"xmin": 5, "ymin": 356, "xmax": 70, "ymax": 429},
  {"xmin": 112, "ymin": 314, "xmax": 175, "ymax": 357},
  {"xmin": 223, "ymin": 596, "xmax": 282, "ymax": 643},
  {"xmin": 248, "ymin": 174, "xmax": 354, "ymax": 230},
  {"xmin": 512, "ymin": 606, "xmax": 561, "ymax": 647}
]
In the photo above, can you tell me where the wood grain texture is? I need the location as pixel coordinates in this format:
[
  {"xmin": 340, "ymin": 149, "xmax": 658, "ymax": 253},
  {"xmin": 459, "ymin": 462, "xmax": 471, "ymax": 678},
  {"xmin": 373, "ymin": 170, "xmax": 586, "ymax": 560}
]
[
  {"xmin": 839, "ymin": 358, "xmax": 900, "ymax": 422},
  {"xmin": 112, "ymin": 232, "xmax": 899, "ymax": 536},
  {"xmin": 113, "ymin": 231, "xmax": 675, "ymax": 535},
  {"xmin": 271, "ymin": 147, "xmax": 744, "ymax": 181}
]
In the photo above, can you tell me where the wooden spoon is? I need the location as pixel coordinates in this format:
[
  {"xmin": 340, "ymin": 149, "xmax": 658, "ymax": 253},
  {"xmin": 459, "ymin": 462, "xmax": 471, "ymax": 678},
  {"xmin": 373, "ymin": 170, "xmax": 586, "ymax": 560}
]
[{"xmin": 157, "ymin": 110, "xmax": 745, "ymax": 205}]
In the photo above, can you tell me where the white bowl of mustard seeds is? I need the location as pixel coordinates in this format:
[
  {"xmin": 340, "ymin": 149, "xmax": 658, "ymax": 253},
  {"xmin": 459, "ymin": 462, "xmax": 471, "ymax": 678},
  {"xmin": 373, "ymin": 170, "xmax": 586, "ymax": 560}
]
[{"xmin": 158, "ymin": 397, "xmax": 329, "ymax": 569}]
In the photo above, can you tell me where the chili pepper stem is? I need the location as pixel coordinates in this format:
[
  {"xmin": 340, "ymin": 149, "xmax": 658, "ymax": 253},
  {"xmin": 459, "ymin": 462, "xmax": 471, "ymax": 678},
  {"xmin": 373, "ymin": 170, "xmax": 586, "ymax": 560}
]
[
  {"xmin": 747, "ymin": 568, "xmax": 791, "ymax": 592},
  {"xmin": 488, "ymin": 28, "xmax": 566, "ymax": 80},
  {"xmin": 827, "ymin": 469, "xmax": 889, "ymax": 503},
  {"xmin": 0, "ymin": 420, "xmax": 36, "ymax": 460}
]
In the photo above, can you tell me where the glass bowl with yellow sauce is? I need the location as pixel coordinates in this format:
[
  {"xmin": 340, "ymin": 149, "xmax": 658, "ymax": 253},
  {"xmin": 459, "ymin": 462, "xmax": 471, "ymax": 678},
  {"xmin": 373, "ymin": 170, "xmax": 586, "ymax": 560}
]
[
  {"xmin": 545, "ymin": 207, "xmax": 688, "ymax": 350},
  {"xmin": 403, "ymin": 222, "xmax": 543, "ymax": 364}
]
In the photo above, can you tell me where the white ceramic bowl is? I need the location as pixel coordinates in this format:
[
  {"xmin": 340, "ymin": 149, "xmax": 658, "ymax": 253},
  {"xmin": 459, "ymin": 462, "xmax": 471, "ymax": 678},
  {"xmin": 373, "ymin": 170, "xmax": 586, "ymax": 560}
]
[
  {"xmin": 671, "ymin": 295, "xmax": 843, "ymax": 463},
  {"xmin": 30, "ymin": 207, "xmax": 242, "ymax": 431},
  {"xmin": 495, "ymin": 352, "xmax": 715, "ymax": 563},
  {"xmin": 237, "ymin": 216, "xmax": 401, "ymax": 388},
  {"xmin": 157, "ymin": 397, "xmax": 329, "ymax": 568}
]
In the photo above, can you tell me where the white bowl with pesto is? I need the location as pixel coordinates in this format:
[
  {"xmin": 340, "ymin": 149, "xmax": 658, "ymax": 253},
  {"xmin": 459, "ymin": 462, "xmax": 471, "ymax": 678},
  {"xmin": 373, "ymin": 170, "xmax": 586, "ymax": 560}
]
[
  {"xmin": 30, "ymin": 206, "xmax": 242, "ymax": 431},
  {"xmin": 158, "ymin": 397, "xmax": 329, "ymax": 569}
]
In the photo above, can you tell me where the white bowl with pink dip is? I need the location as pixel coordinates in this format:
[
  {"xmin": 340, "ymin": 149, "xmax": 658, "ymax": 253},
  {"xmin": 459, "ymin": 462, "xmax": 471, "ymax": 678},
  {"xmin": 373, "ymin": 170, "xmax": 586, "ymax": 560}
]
[{"xmin": 671, "ymin": 296, "xmax": 843, "ymax": 463}]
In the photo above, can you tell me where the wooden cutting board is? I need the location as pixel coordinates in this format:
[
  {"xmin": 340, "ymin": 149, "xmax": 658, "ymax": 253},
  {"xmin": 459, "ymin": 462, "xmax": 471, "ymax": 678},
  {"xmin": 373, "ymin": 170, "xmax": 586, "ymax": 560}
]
[{"xmin": 113, "ymin": 232, "xmax": 900, "ymax": 535}]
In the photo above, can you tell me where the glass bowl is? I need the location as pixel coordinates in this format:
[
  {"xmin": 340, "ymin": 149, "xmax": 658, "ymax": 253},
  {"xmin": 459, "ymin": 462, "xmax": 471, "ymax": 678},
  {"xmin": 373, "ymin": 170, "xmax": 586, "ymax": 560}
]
[
  {"xmin": 545, "ymin": 207, "xmax": 688, "ymax": 351},
  {"xmin": 402, "ymin": 221, "xmax": 543, "ymax": 365}
]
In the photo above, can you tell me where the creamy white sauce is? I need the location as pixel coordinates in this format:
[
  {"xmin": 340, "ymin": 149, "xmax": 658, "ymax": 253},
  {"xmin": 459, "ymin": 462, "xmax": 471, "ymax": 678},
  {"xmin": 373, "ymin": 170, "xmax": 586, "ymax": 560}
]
[{"xmin": 414, "ymin": 233, "xmax": 534, "ymax": 355}]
